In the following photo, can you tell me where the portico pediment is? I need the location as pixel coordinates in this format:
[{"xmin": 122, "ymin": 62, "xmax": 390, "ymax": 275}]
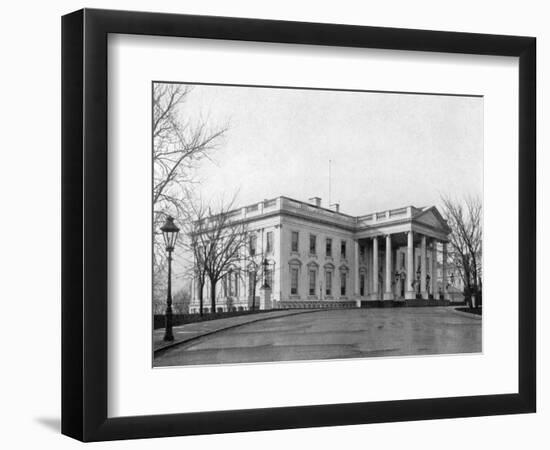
[{"xmin": 413, "ymin": 207, "xmax": 451, "ymax": 233}]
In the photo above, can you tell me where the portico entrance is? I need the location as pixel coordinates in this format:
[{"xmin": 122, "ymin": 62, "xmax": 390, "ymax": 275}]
[{"xmin": 353, "ymin": 206, "xmax": 451, "ymax": 305}]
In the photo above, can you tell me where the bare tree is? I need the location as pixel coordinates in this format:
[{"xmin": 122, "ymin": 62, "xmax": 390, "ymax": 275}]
[
  {"xmin": 152, "ymin": 83, "xmax": 228, "ymax": 272},
  {"xmin": 187, "ymin": 198, "xmax": 249, "ymax": 314},
  {"xmin": 185, "ymin": 201, "xmax": 210, "ymax": 316},
  {"xmin": 441, "ymin": 195, "xmax": 483, "ymax": 307},
  {"xmin": 172, "ymin": 288, "xmax": 192, "ymax": 315},
  {"xmin": 152, "ymin": 259, "xmax": 168, "ymax": 314},
  {"xmin": 244, "ymin": 242, "xmax": 263, "ymax": 311}
]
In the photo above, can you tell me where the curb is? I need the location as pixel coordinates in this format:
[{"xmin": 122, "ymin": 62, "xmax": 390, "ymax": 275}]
[
  {"xmin": 154, "ymin": 309, "xmax": 324, "ymax": 356},
  {"xmin": 451, "ymin": 307, "xmax": 482, "ymax": 320}
]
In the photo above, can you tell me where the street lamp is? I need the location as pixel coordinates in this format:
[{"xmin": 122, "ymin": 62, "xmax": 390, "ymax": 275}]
[
  {"xmin": 160, "ymin": 216, "xmax": 179, "ymax": 342},
  {"xmin": 426, "ymin": 273, "xmax": 431, "ymax": 296},
  {"xmin": 261, "ymin": 257, "xmax": 275, "ymax": 289}
]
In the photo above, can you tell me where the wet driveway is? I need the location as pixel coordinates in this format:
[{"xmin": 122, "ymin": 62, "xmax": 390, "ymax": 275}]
[{"xmin": 154, "ymin": 307, "xmax": 481, "ymax": 367}]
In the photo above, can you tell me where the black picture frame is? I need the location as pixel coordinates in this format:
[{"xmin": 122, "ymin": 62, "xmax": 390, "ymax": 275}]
[{"xmin": 62, "ymin": 8, "xmax": 536, "ymax": 442}]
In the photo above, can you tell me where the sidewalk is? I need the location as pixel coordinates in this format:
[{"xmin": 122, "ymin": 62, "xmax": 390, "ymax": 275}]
[{"xmin": 153, "ymin": 309, "xmax": 321, "ymax": 354}]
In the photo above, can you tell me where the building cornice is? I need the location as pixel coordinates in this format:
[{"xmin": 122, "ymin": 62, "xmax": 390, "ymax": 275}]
[{"xmin": 195, "ymin": 196, "xmax": 451, "ymax": 239}]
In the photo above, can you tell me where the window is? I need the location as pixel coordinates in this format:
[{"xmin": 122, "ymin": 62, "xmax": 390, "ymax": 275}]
[
  {"xmin": 360, "ymin": 273, "xmax": 365, "ymax": 296},
  {"xmin": 341, "ymin": 240, "xmax": 347, "ymax": 259},
  {"xmin": 226, "ymin": 273, "xmax": 231, "ymax": 296},
  {"xmin": 326, "ymin": 238, "xmax": 332, "ymax": 257},
  {"xmin": 360, "ymin": 244, "xmax": 365, "ymax": 260},
  {"xmin": 325, "ymin": 270, "xmax": 332, "ymax": 296},
  {"xmin": 266, "ymin": 231, "xmax": 273, "ymax": 253},
  {"xmin": 309, "ymin": 269, "xmax": 316, "ymax": 295},
  {"xmin": 290, "ymin": 267, "xmax": 299, "ymax": 295},
  {"xmin": 340, "ymin": 271, "xmax": 347, "ymax": 296},
  {"xmin": 291, "ymin": 231, "xmax": 299, "ymax": 252},
  {"xmin": 309, "ymin": 234, "xmax": 316, "ymax": 254},
  {"xmin": 228, "ymin": 271, "xmax": 238, "ymax": 297},
  {"xmin": 249, "ymin": 233, "xmax": 257, "ymax": 256}
]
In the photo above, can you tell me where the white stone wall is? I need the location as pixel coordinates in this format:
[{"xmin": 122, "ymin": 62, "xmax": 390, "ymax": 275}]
[
  {"xmin": 278, "ymin": 215, "xmax": 357, "ymax": 304},
  {"xmin": 187, "ymin": 198, "xmax": 452, "ymax": 311}
]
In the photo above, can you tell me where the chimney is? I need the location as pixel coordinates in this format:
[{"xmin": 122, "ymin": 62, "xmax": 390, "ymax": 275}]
[
  {"xmin": 330, "ymin": 202, "xmax": 340, "ymax": 212},
  {"xmin": 309, "ymin": 196, "xmax": 322, "ymax": 207}
]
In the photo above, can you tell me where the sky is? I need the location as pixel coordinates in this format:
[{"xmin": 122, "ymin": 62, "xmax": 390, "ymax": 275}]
[{"xmin": 171, "ymin": 82, "xmax": 483, "ymax": 216}]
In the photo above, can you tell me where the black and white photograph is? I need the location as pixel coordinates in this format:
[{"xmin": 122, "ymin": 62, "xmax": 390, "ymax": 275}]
[
  {"xmin": 152, "ymin": 82, "xmax": 483, "ymax": 367},
  {"xmin": 0, "ymin": 0, "xmax": 543, "ymax": 446}
]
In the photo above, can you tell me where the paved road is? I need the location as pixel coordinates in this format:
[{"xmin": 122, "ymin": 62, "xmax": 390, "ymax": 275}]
[
  {"xmin": 154, "ymin": 307, "xmax": 481, "ymax": 367},
  {"xmin": 153, "ymin": 309, "xmax": 320, "ymax": 352}
]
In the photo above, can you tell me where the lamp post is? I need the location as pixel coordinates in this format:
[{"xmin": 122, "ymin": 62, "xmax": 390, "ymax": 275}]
[
  {"xmin": 426, "ymin": 273, "xmax": 431, "ymax": 296},
  {"xmin": 261, "ymin": 257, "xmax": 275, "ymax": 289},
  {"xmin": 259, "ymin": 257, "xmax": 275, "ymax": 310},
  {"xmin": 160, "ymin": 216, "xmax": 179, "ymax": 342}
]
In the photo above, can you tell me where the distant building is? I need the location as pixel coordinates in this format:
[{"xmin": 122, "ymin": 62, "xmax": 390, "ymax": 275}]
[{"xmin": 189, "ymin": 196, "xmax": 454, "ymax": 313}]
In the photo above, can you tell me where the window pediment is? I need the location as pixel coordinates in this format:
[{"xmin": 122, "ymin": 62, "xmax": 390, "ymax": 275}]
[{"xmin": 288, "ymin": 258, "xmax": 302, "ymax": 267}]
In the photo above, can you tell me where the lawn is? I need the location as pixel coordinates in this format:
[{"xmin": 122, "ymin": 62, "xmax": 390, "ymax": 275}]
[{"xmin": 455, "ymin": 307, "xmax": 482, "ymax": 316}]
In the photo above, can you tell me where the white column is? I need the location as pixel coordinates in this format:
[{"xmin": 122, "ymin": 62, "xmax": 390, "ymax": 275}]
[
  {"xmin": 384, "ymin": 234, "xmax": 393, "ymax": 300},
  {"xmin": 430, "ymin": 241, "xmax": 437, "ymax": 297},
  {"xmin": 395, "ymin": 248, "xmax": 401, "ymax": 299},
  {"xmin": 406, "ymin": 230, "xmax": 415, "ymax": 299},
  {"xmin": 420, "ymin": 235, "xmax": 427, "ymax": 298},
  {"xmin": 365, "ymin": 242, "xmax": 370, "ymax": 295},
  {"xmin": 354, "ymin": 240, "xmax": 360, "ymax": 307},
  {"xmin": 372, "ymin": 236, "xmax": 379, "ymax": 298},
  {"xmin": 442, "ymin": 242, "xmax": 448, "ymax": 300},
  {"xmin": 367, "ymin": 242, "xmax": 372, "ymax": 294},
  {"xmin": 241, "ymin": 245, "xmax": 247, "ymax": 306}
]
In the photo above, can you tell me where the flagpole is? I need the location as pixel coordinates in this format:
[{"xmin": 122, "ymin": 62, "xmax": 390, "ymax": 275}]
[{"xmin": 328, "ymin": 159, "xmax": 332, "ymax": 206}]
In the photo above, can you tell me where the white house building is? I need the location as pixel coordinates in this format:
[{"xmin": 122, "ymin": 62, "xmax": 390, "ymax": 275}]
[{"xmin": 189, "ymin": 196, "xmax": 454, "ymax": 313}]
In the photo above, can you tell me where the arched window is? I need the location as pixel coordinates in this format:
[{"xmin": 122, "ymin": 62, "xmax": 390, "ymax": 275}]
[
  {"xmin": 339, "ymin": 264, "xmax": 349, "ymax": 297},
  {"xmin": 324, "ymin": 262, "xmax": 335, "ymax": 297},
  {"xmin": 289, "ymin": 258, "xmax": 302, "ymax": 296},
  {"xmin": 307, "ymin": 261, "xmax": 319, "ymax": 297}
]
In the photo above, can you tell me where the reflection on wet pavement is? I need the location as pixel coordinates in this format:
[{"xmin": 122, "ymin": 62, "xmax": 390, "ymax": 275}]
[{"xmin": 155, "ymin": 307, "xmax": 481, "ymax": 367}]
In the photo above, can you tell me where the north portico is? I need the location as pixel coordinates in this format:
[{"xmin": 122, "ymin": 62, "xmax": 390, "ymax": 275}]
[
  {"xmin": 189, "ymin": 196, "xmax": 453, "ymax": 313},
  {"xmin": 353, "ymin": 205, "xmax": 452, "ymax": 305}
]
